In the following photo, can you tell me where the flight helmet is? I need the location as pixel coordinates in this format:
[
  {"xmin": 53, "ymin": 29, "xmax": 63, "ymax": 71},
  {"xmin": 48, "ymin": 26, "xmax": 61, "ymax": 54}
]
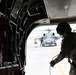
[{"xmin": 56, "ymin": 22, "xmax": 71, "ymax": 35}]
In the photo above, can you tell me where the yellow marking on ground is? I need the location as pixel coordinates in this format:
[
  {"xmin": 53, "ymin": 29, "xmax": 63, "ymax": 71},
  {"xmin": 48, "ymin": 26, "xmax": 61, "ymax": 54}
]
[{"xmin": 51, "ymin": 47, "xmax": 65, "ymax": 75}]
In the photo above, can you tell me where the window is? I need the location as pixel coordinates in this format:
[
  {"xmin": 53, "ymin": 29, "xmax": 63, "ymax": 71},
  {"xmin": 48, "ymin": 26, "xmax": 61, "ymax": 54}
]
[{"xmin": 25, "ymin": 23, "xmax": 76, "ymax": 75}]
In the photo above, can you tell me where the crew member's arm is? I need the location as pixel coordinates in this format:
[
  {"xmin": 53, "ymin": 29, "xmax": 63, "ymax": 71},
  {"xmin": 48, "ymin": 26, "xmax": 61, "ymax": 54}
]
[{"xmin": 50, "ymin": 39, "xmax": 71, "ymax": 67}]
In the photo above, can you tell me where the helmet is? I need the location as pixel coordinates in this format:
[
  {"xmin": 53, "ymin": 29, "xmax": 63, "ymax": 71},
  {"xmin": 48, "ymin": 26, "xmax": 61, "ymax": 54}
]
[{"xmin": 56, "ymin": 22, "xmax": 71, "ymax": 35}]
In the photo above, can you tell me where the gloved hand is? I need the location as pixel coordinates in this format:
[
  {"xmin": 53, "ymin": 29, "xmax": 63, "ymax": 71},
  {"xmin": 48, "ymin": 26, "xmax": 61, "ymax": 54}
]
[{"xmin": 50, "ymin": 60, "xmax": 55, "ymax": 67}]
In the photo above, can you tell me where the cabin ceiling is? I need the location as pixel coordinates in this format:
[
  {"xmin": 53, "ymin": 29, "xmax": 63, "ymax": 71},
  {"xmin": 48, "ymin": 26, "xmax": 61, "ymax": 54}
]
[
  {"xmin": 0, "ymin": 0, "xmax": 76, "ymax": 22},
  {"xmin": 43, "ymin": 0, "xmax": 76, "ymax": 19}
]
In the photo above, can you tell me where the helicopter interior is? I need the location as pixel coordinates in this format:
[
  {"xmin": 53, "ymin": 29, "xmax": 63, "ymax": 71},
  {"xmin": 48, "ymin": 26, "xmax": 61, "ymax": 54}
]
[{"xmin": 0, "ymin": 0, "xmax": 76, "ymax": 75}]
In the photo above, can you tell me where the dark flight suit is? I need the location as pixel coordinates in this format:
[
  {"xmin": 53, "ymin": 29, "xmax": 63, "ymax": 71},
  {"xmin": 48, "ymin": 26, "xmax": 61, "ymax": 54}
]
[
  {"xmin": 53, "ymin": 32, "xmax": 76, "ymax": 75},
  {"xmin": 40, "ymin": 37, "xmax": 43, "ymax": 46}
]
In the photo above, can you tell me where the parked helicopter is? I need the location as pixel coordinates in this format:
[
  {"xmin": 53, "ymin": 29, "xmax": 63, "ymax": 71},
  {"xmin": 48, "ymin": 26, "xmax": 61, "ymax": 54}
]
[{"xmin": 34, "ymin": 28, "xmax": 60, "ymax": 47}]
